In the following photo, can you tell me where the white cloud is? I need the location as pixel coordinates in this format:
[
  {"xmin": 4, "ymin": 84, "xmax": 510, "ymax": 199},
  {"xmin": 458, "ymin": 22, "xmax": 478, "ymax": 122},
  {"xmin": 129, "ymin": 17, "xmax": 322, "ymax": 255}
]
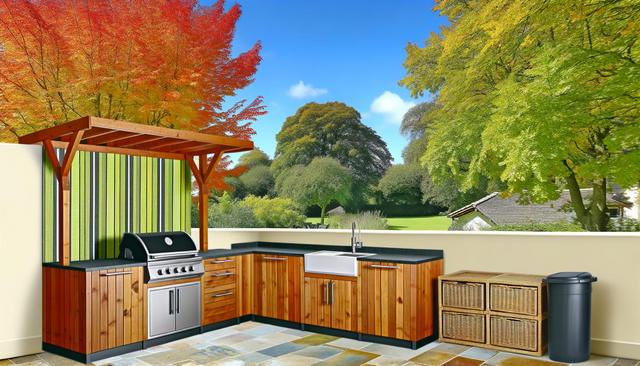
[
  {"xmin": 370, "ymin": 91, "xmax": 416, "ymax": 123},
  {"xmin": 288, "ymin": 81, "xmax": 328, "ymax": 99}
]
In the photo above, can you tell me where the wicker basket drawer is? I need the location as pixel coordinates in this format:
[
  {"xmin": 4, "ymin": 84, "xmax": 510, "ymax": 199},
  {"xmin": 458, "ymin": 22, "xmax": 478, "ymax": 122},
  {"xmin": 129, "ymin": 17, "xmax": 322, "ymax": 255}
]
[
  {"xmin": 442, "ymin": 281, "xmax": 485, "ymax": 310},
  {"xmin": 442, "ymin": 311, "xmax": 485, "ymax": 343},
  {"xmin": 490, "ymin": 284, "xmax": 538, "ymax": 316},
  {"xmin": 490, "ymin": 316, "xmax": 538, "ymax": 351}
]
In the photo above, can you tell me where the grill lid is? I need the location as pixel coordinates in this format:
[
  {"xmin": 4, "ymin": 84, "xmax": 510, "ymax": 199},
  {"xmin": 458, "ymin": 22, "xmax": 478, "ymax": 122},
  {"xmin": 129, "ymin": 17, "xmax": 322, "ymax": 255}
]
[{"xmin": 119, "ymin": 231, "xmax": 198, "ymax": 261}]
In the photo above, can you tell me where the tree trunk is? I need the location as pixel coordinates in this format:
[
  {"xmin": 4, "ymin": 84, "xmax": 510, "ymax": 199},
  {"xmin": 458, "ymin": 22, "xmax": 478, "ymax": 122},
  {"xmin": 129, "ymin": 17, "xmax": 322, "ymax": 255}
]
[
  {"xmin": 565, "ymin": 166, "xmax": 609, "ymax": 231},
  {"xmin": 320, "ymin": 205, "xmax": 327, "ymax": 225}
]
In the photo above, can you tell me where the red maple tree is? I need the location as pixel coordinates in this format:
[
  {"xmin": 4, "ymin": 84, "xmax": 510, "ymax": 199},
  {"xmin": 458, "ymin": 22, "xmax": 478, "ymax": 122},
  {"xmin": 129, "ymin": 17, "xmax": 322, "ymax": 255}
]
[{"xmin": 0, "ymin": 0, "xmax": 265, "ymax": 143}]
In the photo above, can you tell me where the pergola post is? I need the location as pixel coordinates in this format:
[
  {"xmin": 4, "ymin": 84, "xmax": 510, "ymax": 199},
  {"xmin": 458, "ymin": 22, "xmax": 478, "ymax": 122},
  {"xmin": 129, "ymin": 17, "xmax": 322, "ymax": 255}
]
[
  {"xmin": 43, "ymin": 131, "xmax": 84, "ymax": 266},
  {"xmin": 187, "ymin": 151, "xmax": 222, "ymax": 252}
]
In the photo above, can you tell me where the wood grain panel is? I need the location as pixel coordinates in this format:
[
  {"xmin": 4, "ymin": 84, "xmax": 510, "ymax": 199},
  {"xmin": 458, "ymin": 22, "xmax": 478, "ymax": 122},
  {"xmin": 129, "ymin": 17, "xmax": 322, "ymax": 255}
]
[
  {"xmin": 331, "ymin": 279, "xmax": 358, "ymax": 332},
  {"xmin": 238, "ymin": 254, "xmax": 253, "ymax": 316},
  {"xmin": 303, "ymin": 277, "xmax": 330, "ymax": 327},
  {"xmin": 253, "ymin": 255, "xmax": 302, "ymax": 322}
]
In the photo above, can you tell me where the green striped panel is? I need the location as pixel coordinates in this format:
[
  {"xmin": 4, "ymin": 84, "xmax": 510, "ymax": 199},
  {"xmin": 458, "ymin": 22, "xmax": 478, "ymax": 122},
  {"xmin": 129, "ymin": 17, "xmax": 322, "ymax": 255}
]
[{"xmin": 42, "ymin": 150, "xmax": 192, "ymax": 262}]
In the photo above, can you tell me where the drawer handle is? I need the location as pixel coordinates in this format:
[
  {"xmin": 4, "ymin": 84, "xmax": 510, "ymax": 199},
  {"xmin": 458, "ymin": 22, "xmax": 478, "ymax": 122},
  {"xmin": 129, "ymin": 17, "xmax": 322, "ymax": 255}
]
[
  {"xmin": 211, "ymin": 271, "xmax": 235, "ymax": 277},
  {"xmin": 210, "ymin": 259, "xmax": 233, "ymax": 264},
  {"xmin": 369, "ymin": 264, "xmax": 399, "ymax": 269},
  {"xmin": 100, "ymin": 271, "xmax": 132, "ymax": 277},
  {"xmin": 212, "ymin": 291, "xmax": 233, "ymax": 298},
  {"xmin": 263, "ymin": 257, "xmax": 287, "ymax": 261}
]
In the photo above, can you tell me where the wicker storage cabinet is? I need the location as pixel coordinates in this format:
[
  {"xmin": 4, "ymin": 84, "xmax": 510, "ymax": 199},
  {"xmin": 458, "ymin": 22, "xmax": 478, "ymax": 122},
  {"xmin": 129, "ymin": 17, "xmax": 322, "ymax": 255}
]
[
  {"xmin": 442, "ymin": 281, "xmax": 485, "ymax": 310},
  {"xmin": 490, "ymin": 284, "xmax": 538, "ymax": 316},
  {"xmin": 442, "ymin": 311, "xmax": 485, "ymax": 343},
  {"xmin": 438, "ymin": 271, "xmax": 547, "ymax": 356},
  {"xmin": 490, "ymin": 316, "xmax": 537, "ymax": 351}
]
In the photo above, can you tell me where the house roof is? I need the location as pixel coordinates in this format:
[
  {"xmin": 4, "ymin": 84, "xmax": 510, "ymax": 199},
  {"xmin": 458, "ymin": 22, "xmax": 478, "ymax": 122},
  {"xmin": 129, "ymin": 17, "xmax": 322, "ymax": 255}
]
[{"xmin": 448, "ymin": 189, "xmax": 633, "ymax": 225}]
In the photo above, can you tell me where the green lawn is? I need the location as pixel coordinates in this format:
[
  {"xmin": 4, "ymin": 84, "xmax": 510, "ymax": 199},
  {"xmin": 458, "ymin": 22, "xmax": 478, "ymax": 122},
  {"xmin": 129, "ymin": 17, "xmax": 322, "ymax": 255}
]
[{"xmin": 306, "ymin": 216, "xmax": 451, "ymax": 230}]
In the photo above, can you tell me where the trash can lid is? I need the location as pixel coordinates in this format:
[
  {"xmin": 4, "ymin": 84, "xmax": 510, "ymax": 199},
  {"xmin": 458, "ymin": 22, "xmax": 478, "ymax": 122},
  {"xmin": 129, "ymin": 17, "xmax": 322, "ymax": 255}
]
[{"xmin": 546, "ymin": 272, "xmax": 597, "ymax": 284}]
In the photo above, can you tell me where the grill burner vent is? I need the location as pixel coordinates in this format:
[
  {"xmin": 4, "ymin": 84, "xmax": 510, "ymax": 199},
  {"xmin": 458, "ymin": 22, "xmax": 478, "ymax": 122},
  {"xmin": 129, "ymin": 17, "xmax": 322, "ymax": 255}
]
[{"xmin": 119, "ymin": 231, "xmax": 204, "ymax": 283}]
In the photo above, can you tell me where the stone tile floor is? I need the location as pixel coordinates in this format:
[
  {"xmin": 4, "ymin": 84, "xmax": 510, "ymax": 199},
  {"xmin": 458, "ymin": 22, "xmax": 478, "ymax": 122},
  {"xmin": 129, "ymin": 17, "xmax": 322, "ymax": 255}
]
[{"xmin": 2, "ymin": 322, "xmax": 639, "ymax": 366}]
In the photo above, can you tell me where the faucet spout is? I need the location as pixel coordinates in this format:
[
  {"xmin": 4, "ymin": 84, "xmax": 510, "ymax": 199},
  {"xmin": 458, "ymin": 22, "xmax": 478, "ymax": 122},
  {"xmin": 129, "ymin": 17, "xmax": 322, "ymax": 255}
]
[{"xmin": 351, "ymin": 222, "xmax": 362, "ymax": 253}]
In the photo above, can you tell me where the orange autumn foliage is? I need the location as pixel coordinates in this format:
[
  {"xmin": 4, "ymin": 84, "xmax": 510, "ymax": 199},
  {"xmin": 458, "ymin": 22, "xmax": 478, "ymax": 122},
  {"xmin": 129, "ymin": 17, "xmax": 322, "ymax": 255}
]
[{"xmin": 0, "ymin": 0, "xmax": 265, "ymax": 143}]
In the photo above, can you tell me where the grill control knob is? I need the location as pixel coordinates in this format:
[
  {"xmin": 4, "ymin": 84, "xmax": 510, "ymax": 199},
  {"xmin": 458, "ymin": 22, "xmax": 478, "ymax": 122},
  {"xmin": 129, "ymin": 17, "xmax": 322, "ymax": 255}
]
[
  {"xmin": 164, "ymin": 268, "xmax": 171, "ymax": 275},
  {"xmin": 173, "ymin": 267, "xmax": 179, "ymax": 273},
  {"xmin": 181, "ymin": 267, "xmax": 187, "ymax": 273},
  {"xmin": 157, "ymin": 269, "xmax": 163, "ymax": 275},
  {"xmin": 188, "ymin": 266, "xmax": 194, "ymax": 272}
]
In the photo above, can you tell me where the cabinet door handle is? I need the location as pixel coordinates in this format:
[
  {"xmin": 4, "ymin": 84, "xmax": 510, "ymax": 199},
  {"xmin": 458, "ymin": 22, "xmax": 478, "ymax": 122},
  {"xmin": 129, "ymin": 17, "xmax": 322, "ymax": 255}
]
[
  {"xmin": 176, "ymin": 289, "xmax": 180, "ymax": 314},
  {"xmin": 210, "ymin": 259, "xmax": 233, "ymax": 264},
  {"xmin": 263, "ymin": 256, "xmax": 287, "ymax": 261},
  {"xmin": 169, "ymin": 290, "xmax": 174, "ymax": 315},
  {"xmin": 324, "ymin": 282, "xmax": 330, "ymax": 305},
  {"xmin": 369, "ymin": 264, "xmax": 399, "ymax": 269},
  {"xmin": 100, "ymin": 271, "xmax": 132, "ymax": 276},
  {"xmin": 329, "ymin": 280, "xmax": 334, "ymax": 305},
  {"xmin": 213, "ymin": 291, "xmax": 233, "ymax": 298},
  {"xmin": 211, "ymin": 271, "xmax": 235, "ymax": 277}
]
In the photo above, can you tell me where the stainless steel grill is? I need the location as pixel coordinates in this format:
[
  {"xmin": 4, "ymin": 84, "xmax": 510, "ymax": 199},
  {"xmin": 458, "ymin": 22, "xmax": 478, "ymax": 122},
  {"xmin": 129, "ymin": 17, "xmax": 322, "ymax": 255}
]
[{"xmin": 118, "ymin": 231, "xmax": 204, "ymax": 283}]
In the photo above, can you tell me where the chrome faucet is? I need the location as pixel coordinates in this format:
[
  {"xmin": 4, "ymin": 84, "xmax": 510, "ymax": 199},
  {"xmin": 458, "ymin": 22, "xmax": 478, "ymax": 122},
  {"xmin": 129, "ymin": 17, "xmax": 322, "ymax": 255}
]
[{"xmin": 351, "ymin": 222, "xmax": 363, "ymax": 253}]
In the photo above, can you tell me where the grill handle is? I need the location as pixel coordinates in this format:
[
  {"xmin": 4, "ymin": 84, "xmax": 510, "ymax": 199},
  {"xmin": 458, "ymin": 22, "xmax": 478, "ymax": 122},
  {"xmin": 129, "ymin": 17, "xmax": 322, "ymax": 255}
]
[{"xmin": 169, "ymin": 290, "xmax": 174, "ymax": 315}]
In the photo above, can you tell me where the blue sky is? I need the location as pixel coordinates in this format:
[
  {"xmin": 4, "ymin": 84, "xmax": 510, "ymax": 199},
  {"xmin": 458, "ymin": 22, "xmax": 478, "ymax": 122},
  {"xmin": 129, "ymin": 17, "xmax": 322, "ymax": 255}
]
[{"xmin": 202, "ymin": 0, "xmax": 447, "ymax": 163}]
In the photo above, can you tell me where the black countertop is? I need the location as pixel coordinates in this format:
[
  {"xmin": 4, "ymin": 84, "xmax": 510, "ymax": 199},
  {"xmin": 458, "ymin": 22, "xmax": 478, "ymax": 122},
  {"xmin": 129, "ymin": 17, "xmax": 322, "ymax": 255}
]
[
  {"xmin": 42, "ymin": 242, "xmax": 443, "ymax": 271},
  {"xmin": 200, "ymin": 242, "xmax": 443, "ymax": 264},
  {"xmin": 43, "ymin": 259, "xmax": 146, "ymax": 272}
]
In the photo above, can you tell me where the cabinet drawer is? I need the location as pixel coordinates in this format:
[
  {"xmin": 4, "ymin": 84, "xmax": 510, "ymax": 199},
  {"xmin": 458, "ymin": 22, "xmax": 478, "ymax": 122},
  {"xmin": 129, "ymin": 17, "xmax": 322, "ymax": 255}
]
[
  {"xmin": 204, "ymin": 257, "xmax": 237, "ymax": 271},
  {"xmin": 203, "ymin": 268, "xmax": 237, "ymax": 288},
  {"xmin": 490, "ymin": 316, "xmax": 538, "ymax": 352},
  {"xmin": 442, "ymin": 281, "xmax": 485, "ymax": 310},
  {"xmin": 441, "ymin": 311, "xmax": 485, "ymax": 343},
  {"xmin": 490, "ymin": 284, "xmax": 538, "ymax": 316}
]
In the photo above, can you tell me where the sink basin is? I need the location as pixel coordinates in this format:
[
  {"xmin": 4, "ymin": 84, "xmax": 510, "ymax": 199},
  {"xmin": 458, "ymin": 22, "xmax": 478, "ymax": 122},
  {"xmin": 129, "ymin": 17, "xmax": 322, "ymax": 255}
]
[{"xmin": 304, "ymin": 250, "xmax": 375, "ymax": 276}]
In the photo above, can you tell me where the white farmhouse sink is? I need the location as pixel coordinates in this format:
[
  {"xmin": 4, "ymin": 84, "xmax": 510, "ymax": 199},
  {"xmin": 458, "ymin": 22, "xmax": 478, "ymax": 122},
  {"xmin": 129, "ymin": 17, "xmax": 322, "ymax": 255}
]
[{"xmin": 304, "ymin": 250, "xmax": 375, "ymax": 277}]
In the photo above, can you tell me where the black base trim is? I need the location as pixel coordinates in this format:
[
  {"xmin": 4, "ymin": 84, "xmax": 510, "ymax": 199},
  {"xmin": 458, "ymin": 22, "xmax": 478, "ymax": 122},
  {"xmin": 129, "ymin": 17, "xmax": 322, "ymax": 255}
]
[
  {"xmin": 360, "ymin": 333, "xmax": 438, "ymax": 349},
  {"xmin": 252, "ymin": 315, "xmax": 304, "ymax": 330},
  {"xmin": 202, "ymin": 318, "xmax": 239, "ymax": 333},
  {"xmin": 302, "ymin": 324, "xmax": 360, "ymax": 340},
  {"xmin": 143, "ymin": 327, "xmax": 201, "ymax": 348},
  {"xmin": 43, "ymin": 341, "xmax": 143, "ymax": 363}
]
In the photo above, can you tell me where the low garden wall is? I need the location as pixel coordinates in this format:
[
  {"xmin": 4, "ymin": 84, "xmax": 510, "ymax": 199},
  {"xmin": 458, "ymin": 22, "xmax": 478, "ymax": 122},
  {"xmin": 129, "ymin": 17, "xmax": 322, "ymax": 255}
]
[{"xmin": 193, "ymin": 228, "xmax": 640, "ymax": 359}]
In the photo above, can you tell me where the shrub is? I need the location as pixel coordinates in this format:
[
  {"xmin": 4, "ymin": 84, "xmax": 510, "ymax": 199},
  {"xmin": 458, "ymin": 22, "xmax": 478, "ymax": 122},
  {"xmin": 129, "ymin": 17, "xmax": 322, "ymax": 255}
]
[
  {"xmin": 239, "ymin": 165, "xmax": 274, "ymax": 197},
  {"xmin": 328, "ymin": 211, "xmax": 388, "ymax": 230},
  {"xmin": 608, "ymin": 218, "xmax": 640, "ymax": 232},
  {"xmin": 486, "ymin": 221, "xmax": 585, "ymax": 232},
  {"xmin": 208, "ymin": 192, "xmax": 259, "ymax": 228},
  {"xmin": 241, "ymin": 195, "xmax": 306, "ymax": 228}
]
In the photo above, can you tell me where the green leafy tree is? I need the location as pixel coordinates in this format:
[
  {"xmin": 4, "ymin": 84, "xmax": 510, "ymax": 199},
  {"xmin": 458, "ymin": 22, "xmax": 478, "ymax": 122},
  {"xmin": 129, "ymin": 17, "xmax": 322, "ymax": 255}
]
[
  {"xmin": 238, "ymin": 148, "xmax": 272, "ymax": 168},
  {"xmin": 277, "ymin": 157, "xmax": 351, "ymax": 224},
  {"xmin": 377, "ymin": 164, "xmax": 424, "ymax": 205},
  {"xmin": 239, "ymin": 165, "xmax": 274, "ymax": 198},
  {"xmin": 241, "ymin": 195, "xmax": 306, "ymax": 228},
  {"xmin": 401, "ymin": 0, "xmax": 640, "ymax": 231},
  {"xmin": 272, "ymin": 102, "xmax": 392, "ymax": 207},
  {"xmin": 208, "ymin": 192, "xmax": 259, "ymax": 228}
]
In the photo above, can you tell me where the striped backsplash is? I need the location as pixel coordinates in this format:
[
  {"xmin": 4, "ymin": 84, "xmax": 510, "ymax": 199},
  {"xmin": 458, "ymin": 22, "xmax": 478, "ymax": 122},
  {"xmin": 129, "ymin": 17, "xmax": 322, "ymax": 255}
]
[{"xmin": 43, "ymin": 149, "xmax": 192, "ymax": 263}]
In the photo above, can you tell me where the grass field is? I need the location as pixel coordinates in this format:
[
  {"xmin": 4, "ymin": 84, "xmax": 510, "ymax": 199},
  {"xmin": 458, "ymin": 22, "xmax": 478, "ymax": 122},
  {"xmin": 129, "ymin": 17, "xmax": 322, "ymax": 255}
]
[{"xmin": 306, "ymin": 216, "xmax": 451, "ymax": 230}]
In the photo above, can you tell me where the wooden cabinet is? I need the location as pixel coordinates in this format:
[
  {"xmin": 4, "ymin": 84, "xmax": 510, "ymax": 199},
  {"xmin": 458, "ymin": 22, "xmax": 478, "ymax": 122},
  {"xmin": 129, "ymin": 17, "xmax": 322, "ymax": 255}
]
[
  {"xmin": 43, "ymin": 265, "xmax": 145, "ymax": 355},
  {"xmin": 253, "ymin": 254, "xmax": 303, "ymax": 322},
  {"xmin": 303, "ymin": 275, "xmax": 358, "ymax": 332},
  {"xmin": 359, "ymin": 260, "xmax": 443, "ymax": 341}
]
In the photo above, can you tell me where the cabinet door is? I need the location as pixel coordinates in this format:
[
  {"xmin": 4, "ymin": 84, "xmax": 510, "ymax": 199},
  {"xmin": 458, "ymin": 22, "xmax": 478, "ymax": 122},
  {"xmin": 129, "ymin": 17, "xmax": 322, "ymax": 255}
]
[
  {"xmin": 330, "ymin": 279, "xmax": 358, "ymax": 332},
  {"xmin": 303, "ymin": 277, "xmax": 331, "ymax": 327},
  {"xmin": 360, "ymin": 262, "xmax": 413, "ymax": 340},
  {"xmin": 88, "ymin": 267, "xmax": 145, "ymax": 353},
  {"xmin": 148, "ymin": 287, "xmax": 176, "ymax": 338},
  {"xmin": 175, "ymin": 283, "xmax": 201, "ymax": 331},
  {"xmin": 254, "ymin": 254, "xmax": 302, "ymax": 322}
]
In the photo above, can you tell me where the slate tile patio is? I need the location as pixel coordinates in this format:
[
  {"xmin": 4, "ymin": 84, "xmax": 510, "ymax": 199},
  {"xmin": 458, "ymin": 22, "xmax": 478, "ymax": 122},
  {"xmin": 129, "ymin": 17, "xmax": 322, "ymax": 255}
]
[{"xmin": 2, "ymin": 321, "xmax": 639, "ymax": 366}]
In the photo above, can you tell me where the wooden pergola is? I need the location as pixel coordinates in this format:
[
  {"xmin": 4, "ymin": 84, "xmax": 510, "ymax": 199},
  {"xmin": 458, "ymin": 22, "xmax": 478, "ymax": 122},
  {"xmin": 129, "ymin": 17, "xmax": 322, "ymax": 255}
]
[{"xmin": 19, "ymin": 116, "xmax": 253, "ymax": 265}]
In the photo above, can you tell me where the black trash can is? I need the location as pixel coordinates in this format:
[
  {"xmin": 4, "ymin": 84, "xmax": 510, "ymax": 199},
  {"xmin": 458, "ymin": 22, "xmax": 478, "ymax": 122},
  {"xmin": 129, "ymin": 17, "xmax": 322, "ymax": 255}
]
[{"xmin": 546, "ymin": 272, "xmax": 597, "ymax": 363}]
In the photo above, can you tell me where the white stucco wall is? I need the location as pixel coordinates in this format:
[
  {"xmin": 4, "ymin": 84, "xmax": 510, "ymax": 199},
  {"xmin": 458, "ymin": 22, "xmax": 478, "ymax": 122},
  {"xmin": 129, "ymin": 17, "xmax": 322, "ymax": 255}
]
[{"xmin": 0, "ymin": 143, "xmax": 42, "ymax": 359}]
